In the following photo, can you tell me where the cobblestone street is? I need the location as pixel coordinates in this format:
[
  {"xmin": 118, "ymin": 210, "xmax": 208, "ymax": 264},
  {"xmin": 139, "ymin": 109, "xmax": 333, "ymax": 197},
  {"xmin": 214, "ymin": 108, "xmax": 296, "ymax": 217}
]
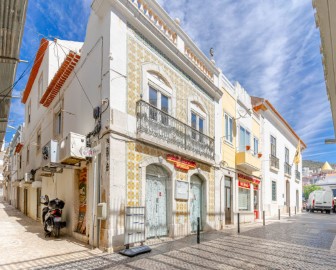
[{"xmin": 1, "ymin": 198, "xmax": 336, "ymax": 269}]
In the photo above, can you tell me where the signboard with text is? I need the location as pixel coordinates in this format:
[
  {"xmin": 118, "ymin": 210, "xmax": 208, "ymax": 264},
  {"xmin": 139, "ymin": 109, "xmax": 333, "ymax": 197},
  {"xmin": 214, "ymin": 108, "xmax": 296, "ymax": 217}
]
[{"xmin": 167, "ymin": 154, "xmax": 196, "ymax": 171}]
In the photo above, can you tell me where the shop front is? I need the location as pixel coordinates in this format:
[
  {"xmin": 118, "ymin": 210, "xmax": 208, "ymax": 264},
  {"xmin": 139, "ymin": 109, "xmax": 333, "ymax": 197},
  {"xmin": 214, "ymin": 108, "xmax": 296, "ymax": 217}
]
[{"xmin": 237, "ymin": 173, "xmax": 261, "ymax": 223}]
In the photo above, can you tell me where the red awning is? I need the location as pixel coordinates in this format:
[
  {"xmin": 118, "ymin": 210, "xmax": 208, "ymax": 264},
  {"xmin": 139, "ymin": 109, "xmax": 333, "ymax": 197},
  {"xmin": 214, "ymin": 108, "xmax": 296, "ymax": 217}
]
[{"xmin": 40, "ymin": 51, "xmax": 81, "ymax": 107}]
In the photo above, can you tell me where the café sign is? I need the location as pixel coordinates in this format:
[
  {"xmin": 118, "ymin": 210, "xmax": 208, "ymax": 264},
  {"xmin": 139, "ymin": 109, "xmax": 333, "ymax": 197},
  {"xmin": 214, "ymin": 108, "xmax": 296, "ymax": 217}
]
[{"xmin": 166, "ymin": 154, "xmax": 196, "ymax": 171}]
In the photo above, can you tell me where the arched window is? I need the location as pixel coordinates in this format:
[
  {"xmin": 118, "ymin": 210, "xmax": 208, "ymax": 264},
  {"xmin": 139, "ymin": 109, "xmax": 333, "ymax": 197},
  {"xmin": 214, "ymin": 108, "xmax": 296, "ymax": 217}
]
[{"xmin": 189, "ymin": 101, "xmax": 208, "ymax": 139}]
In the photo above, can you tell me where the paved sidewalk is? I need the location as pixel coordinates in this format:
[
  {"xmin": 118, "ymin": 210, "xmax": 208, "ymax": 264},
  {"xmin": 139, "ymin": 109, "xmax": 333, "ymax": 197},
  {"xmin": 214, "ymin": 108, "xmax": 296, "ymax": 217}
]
[
  {"xmin": 0, "ymin": 198, "xmax": 102, "ymax": 270},
  {"xmin": 1, "ymin": 196, "xmax": 336, "ymax": 269}
]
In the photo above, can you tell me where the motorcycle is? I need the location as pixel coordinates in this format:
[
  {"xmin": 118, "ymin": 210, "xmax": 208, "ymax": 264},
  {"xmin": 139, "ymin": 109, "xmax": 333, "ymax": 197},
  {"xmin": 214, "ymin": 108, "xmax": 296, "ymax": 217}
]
[{"xmin": 41, "ymin": 195, "xmax": 66, "ymax": 238}]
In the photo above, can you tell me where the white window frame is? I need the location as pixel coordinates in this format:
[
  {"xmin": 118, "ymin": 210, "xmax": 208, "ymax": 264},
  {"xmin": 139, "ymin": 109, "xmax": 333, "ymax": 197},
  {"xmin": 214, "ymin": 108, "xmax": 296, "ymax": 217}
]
[
  {"xmin": 253, "ymin": 137, "xmax": 259, "ymax": 156},
  {"xmin": 270, "ymin": 135, "xmax": 277, "ymax": 157},
  {"xmin": 238, "ymin": 125, "xmax": 251, "ymax": 152},
  {"xmin": 27, "ymin": 100, "xmax": 31, "ymax": 124},
  {"xmin": 38, "ymin": 72, "xmax": 43, "ymax": 106},
  {"xmin": 224, "ymin": 113, "xmax": 233, "ymax": 144},
  {"xmin": 272, "ymin": 180, "xmax": 277, "ymax": 202}
]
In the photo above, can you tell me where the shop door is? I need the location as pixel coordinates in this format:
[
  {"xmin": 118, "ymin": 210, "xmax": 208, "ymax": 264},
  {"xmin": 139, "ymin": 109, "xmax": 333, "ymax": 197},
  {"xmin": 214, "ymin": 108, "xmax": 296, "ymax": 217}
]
[
  {"xmin": 146, "ymin": 175, "xmax": 168, "ymax": 238},
  {"xmin": 190, "ymin": 175, "xmax": 202, "ymax": 232},
  {"xmin": 23, "ymin": 189, "xmax": 28, "ymax": 215},
  {"xmin": 225, "ymin": 177, "xmax": 232, "ymax": 224},
  {"xmin": 17, "ymin": 187, "xmax": 20, "ymax": 210},
  {"xmin": 37, "ymin": 188, "xmax": 41, "ymax": 220}
]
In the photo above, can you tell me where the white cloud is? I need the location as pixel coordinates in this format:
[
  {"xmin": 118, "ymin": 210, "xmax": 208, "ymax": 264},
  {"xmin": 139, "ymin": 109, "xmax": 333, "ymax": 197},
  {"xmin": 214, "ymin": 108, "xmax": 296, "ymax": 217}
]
[{"xmin": 159, "ymin": 0, "xmax": 329, "ymax": 161}]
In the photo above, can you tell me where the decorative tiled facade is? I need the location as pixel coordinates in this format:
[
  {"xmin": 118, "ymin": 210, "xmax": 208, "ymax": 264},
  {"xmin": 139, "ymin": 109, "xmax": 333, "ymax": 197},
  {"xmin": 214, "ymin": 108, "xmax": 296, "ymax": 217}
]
[
  {"xmin": 127, "ymin": 29, "xmax": 215, "ymax": 139},
  {"xmin": 126, "ymin": 141, "xmax": 215, "ymax": 224}
]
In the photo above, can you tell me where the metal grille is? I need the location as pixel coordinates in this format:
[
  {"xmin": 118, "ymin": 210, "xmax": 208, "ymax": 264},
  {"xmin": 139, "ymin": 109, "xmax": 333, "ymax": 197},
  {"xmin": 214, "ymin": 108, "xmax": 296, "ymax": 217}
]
[
  {"xmin": 270, "ymin": 154, "xmax": 279, "ymax": 170},
  {"xmin": 124, "ymin": 207, "xmax": 146, "ymax": 245},
  {"xmin": 284, "ymin": 163, "xmax": 292, "ymax": 176},
  {"xmin": 136, "ymin": 100, "xmax": 214, "ymax": 160}
]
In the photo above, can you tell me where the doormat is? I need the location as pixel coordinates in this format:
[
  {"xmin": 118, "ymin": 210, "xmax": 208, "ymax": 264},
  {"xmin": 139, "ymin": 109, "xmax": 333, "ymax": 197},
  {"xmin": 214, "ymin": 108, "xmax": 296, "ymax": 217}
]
[{"xmin": 119, "ymin": 245, "xmax": 151, "ymax": 257}]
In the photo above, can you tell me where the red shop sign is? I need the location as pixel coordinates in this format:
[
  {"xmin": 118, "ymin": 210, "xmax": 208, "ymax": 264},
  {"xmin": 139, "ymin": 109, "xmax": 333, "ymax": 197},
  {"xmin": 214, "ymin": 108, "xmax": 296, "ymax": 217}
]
[
  {"xmin": 238, "ymin": 181, "xmax": 250, "ymax": 189},
  {"xmin": 166, "ymin": 154, "xmax": 197, "ymax": 171},
  {"xmin": 238, "ymin": 173, "xmax": 260, "ymax": 185}
]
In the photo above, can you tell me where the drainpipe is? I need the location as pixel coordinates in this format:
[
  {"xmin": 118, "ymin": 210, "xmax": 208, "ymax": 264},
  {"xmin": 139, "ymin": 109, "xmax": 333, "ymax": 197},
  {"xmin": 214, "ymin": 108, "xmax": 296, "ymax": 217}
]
[{"xmin": 91, "ymin": 155, "xmax": 97, "ymax": 248}]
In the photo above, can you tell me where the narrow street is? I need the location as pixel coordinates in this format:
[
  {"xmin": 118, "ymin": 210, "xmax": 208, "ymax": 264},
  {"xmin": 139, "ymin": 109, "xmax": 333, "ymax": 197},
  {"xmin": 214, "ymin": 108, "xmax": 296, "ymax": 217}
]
[{"xmin": 1, "ymin": 197, "xmax": 336, "ymax": 270}]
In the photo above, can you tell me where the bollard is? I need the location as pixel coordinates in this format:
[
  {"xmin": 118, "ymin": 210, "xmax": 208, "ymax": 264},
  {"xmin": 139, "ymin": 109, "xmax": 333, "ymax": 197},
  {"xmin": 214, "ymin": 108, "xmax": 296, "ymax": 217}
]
[
  {"xmin": 295, "ymin": 207, "xmax": 297, "ymax": 215},
  {"xmin": 237, "ymin": 213, "xmax": 240, "ymax": 233},
  {"xmin": 289, "ymin": 207, "xmax": 291, "ymax": 217},
  {"xmin": 197, "ymin": 217, "xmax": 200, "ymax": 244},
  {"xmin": 278, "ymin": 209, "xmax": 280, "ymax": 220},
  {"xmin": 263, "ymin": 210, "xmax": 265, "ymax": 226}
]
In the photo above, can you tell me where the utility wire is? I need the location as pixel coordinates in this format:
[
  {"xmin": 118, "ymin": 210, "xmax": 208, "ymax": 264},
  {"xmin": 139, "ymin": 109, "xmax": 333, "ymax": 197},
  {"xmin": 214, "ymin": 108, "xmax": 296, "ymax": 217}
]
[
  {"xmin": 0, "ymin": 39, "xmax": 52, "ymax": 105},
  {"xmin": 54, "ymin": 41, "xmax": 94, "ymax": 109}
]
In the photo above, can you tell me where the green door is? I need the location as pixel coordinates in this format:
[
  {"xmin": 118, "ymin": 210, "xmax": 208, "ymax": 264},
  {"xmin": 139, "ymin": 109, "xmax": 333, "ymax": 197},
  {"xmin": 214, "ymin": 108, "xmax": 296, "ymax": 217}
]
[
  {"xmin": 146, "ymin": 165, "xmax": 169, "ymax": 238},
  {"xmin": 190, "ymin": 175, "xmax": 202, "ymax": 232}
]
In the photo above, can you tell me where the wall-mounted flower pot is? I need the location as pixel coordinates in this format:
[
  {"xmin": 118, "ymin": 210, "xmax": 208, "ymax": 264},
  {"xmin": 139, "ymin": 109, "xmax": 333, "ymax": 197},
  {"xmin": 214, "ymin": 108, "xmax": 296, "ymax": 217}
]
[
  {"xmin": 246, "ymin": 145, "xmax": 251, "ymax": 151},
  {"xmin": 258, "ymin": 153, "xmax": 262, "ymax": 158}
]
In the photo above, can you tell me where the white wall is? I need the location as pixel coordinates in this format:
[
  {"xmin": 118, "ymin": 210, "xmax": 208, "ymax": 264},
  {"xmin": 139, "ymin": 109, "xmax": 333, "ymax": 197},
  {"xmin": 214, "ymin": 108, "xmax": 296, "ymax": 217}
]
[{"xmin": 261, "ymin": 110, "xmax": 302, "ymax": 216}]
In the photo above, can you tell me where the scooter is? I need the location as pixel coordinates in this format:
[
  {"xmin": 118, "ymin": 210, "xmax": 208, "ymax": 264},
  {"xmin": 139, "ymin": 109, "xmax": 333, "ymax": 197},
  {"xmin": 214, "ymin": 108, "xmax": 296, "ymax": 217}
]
[{"xmin": 41, "ymin": 195, "xmax": 66, "ymax": 238}]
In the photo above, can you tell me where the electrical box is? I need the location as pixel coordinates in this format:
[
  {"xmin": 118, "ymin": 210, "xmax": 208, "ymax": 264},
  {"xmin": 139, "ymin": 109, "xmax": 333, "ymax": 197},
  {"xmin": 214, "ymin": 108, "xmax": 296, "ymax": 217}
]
[
  {"xmin": 97, "ymin": 202, "xmax": 107, "ymax": 220},
  {"xmin": 41, "ymin": 140, "xmax": 59, "ymax": 167},
  {"xmin": 59, "ymin": 132, "xmax": 86, "ymax": 165}
]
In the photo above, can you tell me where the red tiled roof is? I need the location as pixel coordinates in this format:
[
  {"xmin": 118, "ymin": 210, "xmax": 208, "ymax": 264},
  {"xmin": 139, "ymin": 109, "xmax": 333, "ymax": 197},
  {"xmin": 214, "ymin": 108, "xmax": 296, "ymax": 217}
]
[
  {"xmin": 40, "ymin": 51, "xmax": 81, "ymax": 107},
  {"xmin": 251, "ymin": 96, "xmax": 307, "ymax": 149},
  {"xmin": 21, "ymin": 38, "xmax": 49, "ymax": 104}
]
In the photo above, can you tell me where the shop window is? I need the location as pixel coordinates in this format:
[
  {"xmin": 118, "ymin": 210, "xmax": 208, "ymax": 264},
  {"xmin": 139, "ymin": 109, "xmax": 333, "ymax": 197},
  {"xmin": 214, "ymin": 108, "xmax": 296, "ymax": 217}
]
[
  {"xmin": 238, "ymin": 187, "xmax": 250, "ymax": 211},
  {"xmin": 272, "ymin": 181, "xmax": 277, "ymax": 201}
]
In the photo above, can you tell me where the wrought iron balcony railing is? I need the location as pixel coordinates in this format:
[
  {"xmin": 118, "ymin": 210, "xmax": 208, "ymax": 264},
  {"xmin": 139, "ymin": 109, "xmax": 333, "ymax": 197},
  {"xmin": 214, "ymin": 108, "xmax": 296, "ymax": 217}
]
[
  {"xmin": 295, "ymin": 170, "xmax": 300, "ymax": 180},
  {"xmin": 284, "ymin": 162, "xmax": 292, "ymax": 176},
  {"xmin": 136, "ymin": 100, "xmax": 214, "ymax": 160},
  {"xmin": 270, "ymin": 154, "xmax": 279, "ymax": 170}
]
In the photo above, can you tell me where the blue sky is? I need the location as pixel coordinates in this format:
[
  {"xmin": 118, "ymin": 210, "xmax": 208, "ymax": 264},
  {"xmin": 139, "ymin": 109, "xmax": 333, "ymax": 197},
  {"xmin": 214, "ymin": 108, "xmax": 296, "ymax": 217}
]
[{"xmin": 6, "ymin": 0, "xmax": 336, "ymax": 162}]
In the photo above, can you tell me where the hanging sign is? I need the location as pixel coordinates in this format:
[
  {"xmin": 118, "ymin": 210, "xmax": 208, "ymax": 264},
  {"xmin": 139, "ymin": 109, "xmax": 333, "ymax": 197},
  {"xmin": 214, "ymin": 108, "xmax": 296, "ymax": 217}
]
[
  {"xmin": 238, "ymin": 173, "xmax": 260, "ymax": 185},
  {"xmin": 167, "ymin": 154, "xmax": 196, "ymax": 171}
]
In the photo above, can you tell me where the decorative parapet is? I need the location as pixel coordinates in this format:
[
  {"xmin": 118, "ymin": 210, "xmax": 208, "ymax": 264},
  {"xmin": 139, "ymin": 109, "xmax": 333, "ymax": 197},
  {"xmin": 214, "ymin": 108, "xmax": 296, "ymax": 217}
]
[
  {"xmin": 128, "ymin": 0, "xmax": 215, "ymax": 82},
  {"xmin": 185, "ymin": 46, "xmax": 213, "ymax": 81},
  {"xmin": 129, "ymin": 0, "xmax": 177, "ymax": 44}
]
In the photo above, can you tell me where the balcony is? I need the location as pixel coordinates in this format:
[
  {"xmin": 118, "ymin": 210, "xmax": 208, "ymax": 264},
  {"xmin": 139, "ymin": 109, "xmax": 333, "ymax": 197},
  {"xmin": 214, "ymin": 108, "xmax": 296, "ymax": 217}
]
[
  {"xmin": 295, "ymin": 170, "xmax": 301, "ymax": 182},
  {"xmin": 270, "ymin": 154, "xmax": 279, "ymax": 172},
  {"xmin": 136, "ymin": 100, "xmax": 215, "ymax": 163},
  {"xmin": 236, "ymin": 151, "xmax": 260, "ymax": 172},
  {"xmin": 284, "ymin": 163, "xmax": 292, "ymax": 177}
]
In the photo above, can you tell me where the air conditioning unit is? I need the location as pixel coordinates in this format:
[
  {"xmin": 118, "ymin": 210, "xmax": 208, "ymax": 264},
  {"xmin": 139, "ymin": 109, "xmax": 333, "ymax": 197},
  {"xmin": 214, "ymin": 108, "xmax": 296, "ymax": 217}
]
[
  {"xmin": 59, "ymin": 132, "xmax": 86, "ymax": 165},
  {"xmin": 41, "ymin": 140, "xmax": 59, "ymax": 167}
]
